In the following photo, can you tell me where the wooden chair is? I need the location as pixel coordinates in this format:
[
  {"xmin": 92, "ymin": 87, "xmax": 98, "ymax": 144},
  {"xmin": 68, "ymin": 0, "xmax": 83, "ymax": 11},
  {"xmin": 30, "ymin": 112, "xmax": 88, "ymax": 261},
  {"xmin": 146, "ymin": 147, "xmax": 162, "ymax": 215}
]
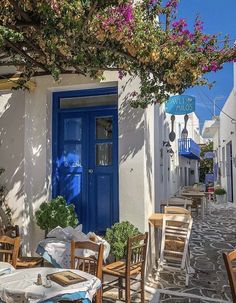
[
  {"xmin": 164, "ymin": 206, "xmax": 191, "ymax": 215},
  {"xmin": 161, "ymin": 197, "xmax": 192, "ymax": 212},
  {"xmin": 157, "ymin": 214, "xmax": 193, "ymax": 286},
  {"xmin": 4, "ymin": 225, "xmax": 20, "ymax": 238},
  {"xmin": 4, "ymin": 225, "xmax": 43, "ymax": 268},
  {"xmin": 102, "ymin": 232, "xmax": 148, "ymax": 303},
  {"xmin": 223, "ymin": 250, "xmax": 236, "ymax": 303},
  {"xmin": 71, "ymin": 240, "xmax": 104, "ymax": 303},
  {"xmin": 0, "ymin": 235, "xmax": 20, "ymax": 268}
]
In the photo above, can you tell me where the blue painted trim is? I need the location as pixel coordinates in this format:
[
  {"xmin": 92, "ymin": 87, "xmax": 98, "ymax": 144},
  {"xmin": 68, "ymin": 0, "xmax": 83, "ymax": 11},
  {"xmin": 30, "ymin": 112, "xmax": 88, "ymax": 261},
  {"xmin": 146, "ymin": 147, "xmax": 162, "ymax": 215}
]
[
  {"xmin": 52, "ymin": 87, "xmax": 119, "ymax": 233},
  {"xmin": 178, "ymin": 138, "xmax": 200, "ymax": 160},
  {"xmin": 53, "ymin": 87, "xmax": 118, "ymax": 100},
  {"xmin": 57, "ymin": 105, "xmax": 117, "ymax": 113},
  {"xmin": 39, "ymin": 291, "xmax": 91, "ymax": 303},
  {"xmin": 52, "ymin": 87, "xmax": 118, "ymax": 201},
  {"xmin": 36, "ymin": 245, "xmax": 61, "ymax": 268}
]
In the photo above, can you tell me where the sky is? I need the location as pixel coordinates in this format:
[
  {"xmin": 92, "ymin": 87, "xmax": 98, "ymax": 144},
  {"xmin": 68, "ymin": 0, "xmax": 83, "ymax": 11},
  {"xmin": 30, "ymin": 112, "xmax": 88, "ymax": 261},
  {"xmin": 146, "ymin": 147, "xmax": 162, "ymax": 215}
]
[{"xmin": 170, "ymin": 0, "xmax": 236, "ymax": 129}]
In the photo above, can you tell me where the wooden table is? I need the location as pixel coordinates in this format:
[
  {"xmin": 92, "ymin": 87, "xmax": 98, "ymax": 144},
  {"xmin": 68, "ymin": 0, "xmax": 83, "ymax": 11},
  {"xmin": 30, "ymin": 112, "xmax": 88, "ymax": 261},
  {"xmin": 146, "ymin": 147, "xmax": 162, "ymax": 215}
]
[
  {"xmin": 148, "ymin": 213, "xmax": 180, "ymax": 269},
  {"xmin": 161, "ymin": 199, "xmax": 192, "ymax": 212},
  {"xmin": 181, "ymin": 191, "xmax": 206, "ymax": 219}
]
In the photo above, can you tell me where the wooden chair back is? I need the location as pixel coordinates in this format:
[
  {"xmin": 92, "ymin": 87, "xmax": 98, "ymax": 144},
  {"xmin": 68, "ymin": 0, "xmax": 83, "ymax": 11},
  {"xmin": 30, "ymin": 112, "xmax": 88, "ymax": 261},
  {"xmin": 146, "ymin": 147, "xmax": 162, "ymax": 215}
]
[
  {"xmin": 0, "ymin": 235, "xmax": 20, "ymax": 268},
  {"xmin": 71, "ymin": 240, "xmax": 104, "ymax": 280},
  {"xmin": 4, "ymin": 225, "xmax": 20, "ymax": 238},
  {"xmin": 165, "ymin": 198, "xmax": 192, "ymax": 210},
  {"xmin": 223, "ymin": 250, "xmax": 236, "ymax": 303},
  {"xmin": 164, "ymin": 206, "xmax": 191, "ymax": 215},
  {"xmin": 160, "ymin": 214, "xmax": 192, "ymax": 270},
  {"xmin": 126, "ymin": 232, "xmax": 148, "ymax": 276}
]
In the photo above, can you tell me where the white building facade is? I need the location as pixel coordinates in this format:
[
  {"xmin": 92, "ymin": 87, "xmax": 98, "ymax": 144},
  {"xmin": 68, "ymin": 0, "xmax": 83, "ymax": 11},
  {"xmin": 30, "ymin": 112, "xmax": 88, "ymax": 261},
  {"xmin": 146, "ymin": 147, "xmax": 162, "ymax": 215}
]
[
  {"xmin": 0, "ymin": 68, "xmax": 201, "ymax": 254},
  {"xmin": 202, "ymin": 63, "xmax": 236, "ymax": 204},
  {"xmin": 154, "ymin": 104, "xmax": 201, "ymax": 209}
]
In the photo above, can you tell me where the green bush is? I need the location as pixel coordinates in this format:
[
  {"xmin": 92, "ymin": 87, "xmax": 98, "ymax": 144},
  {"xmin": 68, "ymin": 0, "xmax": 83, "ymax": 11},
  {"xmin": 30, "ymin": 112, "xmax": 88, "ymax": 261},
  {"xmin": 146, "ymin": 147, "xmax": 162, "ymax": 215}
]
[
  {"xmin": 105, "ymin": 221, "xmax": 140, "ymax": 261},
  {"xmin": 214, "ymin": 188, "xmax": 226, "ymax": 195},
  {"xmin": 35, "ymin": 196, "xmax": 78, "ymax": 234}
]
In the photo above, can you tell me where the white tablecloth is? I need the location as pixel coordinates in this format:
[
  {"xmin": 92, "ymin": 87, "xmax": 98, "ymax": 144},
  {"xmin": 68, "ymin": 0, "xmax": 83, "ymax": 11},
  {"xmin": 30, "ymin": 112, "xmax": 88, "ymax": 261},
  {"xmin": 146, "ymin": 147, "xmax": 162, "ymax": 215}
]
[
  {"xmin": 37, "ymin": 237, "xmax": 110, "ymax": 268},
  {"xmin": 0, "ymin": 267, "xmax": 101, "ymax": 303},
  {"xmin": 0, "ymin": 262, "xmax": 15, "ymax": 276}
]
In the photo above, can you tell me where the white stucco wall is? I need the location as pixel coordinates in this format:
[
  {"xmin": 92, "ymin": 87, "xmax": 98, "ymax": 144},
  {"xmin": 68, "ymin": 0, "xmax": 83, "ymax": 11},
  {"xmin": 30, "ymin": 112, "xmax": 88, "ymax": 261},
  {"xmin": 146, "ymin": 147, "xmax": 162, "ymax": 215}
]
[
  {"xmin": 165, "ymin": 112, "xmax": 201, "ymax": 197},
  {"xmin": 0, "ymin": 72, "xmax": 156, "ymax": 254},
  {"xmin": 0, "ymin": 91, "xmax": 25, "ymax": 231},
  {"xmin": 219, "ymin": 89, "xmax": 236, "ymax": 204}
]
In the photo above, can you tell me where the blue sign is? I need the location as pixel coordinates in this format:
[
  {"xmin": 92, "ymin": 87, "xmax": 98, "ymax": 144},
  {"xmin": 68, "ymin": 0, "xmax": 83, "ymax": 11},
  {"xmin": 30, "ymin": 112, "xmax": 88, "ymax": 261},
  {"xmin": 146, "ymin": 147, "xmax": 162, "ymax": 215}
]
[
  {"xmin": 165, "ymin": 95, "xmax": 195, "ymax": 115},
  {"xmin": 204, "ymin": 151, "xmax": 215, "ymax": 159}
]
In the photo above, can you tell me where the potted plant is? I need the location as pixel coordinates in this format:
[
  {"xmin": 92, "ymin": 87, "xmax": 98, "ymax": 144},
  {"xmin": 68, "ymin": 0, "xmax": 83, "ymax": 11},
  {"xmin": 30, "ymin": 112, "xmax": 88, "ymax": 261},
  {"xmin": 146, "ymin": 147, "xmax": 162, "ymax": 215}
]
[
  {"xmin": 214, "ymin": 188, "xmax": 227, "ymax": 203},
  {"xmin": 105, "ymin": 221, "xmax": 140, "ymax": 261},
  {"xmin": 35, "ymin": 196, "xmax": 78, "ymax": 236}
]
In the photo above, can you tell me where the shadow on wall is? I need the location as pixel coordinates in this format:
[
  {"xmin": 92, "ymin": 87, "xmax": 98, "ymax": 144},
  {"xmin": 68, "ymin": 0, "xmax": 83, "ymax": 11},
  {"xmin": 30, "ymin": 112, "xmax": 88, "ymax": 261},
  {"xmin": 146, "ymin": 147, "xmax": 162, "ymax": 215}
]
[
  {"xmin": 144, "ymin": 117, "xmax": 152, "ymax": 201},
  {"xmin": 0, "ymin": 90, "xmax": 45, "ymax": 254},
  {"xmin": 118, "ymin": 77, "xmax": 154, "ymax": 202},
  {"xmin": 119, "ymin": 79, "xmax": 144, "ymax": 163}
]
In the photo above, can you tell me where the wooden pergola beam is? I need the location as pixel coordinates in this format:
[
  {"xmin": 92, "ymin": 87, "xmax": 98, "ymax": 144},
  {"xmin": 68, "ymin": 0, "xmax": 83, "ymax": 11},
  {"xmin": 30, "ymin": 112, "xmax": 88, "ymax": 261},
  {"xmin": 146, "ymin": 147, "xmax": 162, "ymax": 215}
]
[{"xmin": 0, "ymin": 76, "xmax": 36, "ymax": 91}]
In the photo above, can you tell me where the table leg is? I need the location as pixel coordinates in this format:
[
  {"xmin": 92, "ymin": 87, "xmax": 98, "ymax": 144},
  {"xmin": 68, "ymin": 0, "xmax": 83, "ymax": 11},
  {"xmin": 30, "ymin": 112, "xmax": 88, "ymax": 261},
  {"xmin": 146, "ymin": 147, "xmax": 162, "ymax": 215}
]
[
  {"xmin": 155, "ymin": 228, "xmax": 160, "ymax": 267},
  {"xmin": 148, "ymin": 222, "xmax": 155, "ymax": 270},
  {"xmin": 201, "ymin": 197, "xmax": 205, "ymax": 219},
  {"xmin": 207, "ymin": 194, "xmax": 212, "ymax": 214}
]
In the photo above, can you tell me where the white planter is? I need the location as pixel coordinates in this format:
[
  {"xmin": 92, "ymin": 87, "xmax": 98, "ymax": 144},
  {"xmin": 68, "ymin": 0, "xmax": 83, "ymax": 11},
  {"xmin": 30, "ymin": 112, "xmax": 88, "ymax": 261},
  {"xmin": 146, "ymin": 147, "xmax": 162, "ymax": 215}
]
[{"xmin": 216, "ymin": 194, "xmax": 226, "ymax": 203}]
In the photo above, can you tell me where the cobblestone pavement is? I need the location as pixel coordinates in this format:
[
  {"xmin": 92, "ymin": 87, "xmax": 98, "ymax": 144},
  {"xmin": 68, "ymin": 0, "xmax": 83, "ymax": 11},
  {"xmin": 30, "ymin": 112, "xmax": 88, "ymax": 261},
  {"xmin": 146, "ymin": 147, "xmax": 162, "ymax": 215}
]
[
  {"xmin": 104, "ymin": 204, "xmax": 236, "ymax": 302},
  {"xmin": 146, "ymin": 203, "xmax": 236, "ymax": 302}
]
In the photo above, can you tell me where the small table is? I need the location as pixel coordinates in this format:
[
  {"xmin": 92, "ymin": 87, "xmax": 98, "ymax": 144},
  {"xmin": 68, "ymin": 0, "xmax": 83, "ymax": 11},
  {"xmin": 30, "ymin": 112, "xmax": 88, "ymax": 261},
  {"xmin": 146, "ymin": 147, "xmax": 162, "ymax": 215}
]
[
  {"xmin": 181, "ymin": 191, "xmax": 206, "ymax": 219},
  {"xmin": 149, "ymin": 213, "xmax": 195, "ymax": 276},
  {"xmin": 0, "ymin": 267, "xmax": 101, "ymax": 303},
  {"xmin": 148, "ymin": 213, "xmax": 176, "ymax": 269}
]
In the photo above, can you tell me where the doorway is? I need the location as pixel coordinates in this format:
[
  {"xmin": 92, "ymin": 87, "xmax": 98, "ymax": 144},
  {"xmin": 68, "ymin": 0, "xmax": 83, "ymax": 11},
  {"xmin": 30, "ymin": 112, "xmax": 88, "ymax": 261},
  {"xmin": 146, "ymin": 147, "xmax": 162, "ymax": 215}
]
[
  {"xmin": 226, "ymin": 141, "xmax": 233, "ymax": 202},
  {"xmin": 52, "ymin": 87, "xmax": 119, "ymax": 233}
]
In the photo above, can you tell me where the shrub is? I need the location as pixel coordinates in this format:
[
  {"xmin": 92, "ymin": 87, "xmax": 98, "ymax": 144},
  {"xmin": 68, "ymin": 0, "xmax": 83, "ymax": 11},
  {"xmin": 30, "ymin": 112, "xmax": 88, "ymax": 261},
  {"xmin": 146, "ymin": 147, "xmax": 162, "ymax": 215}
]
[
  {"xmin": 35, "ymin": 196, "xmax": 78, "ymax": 234},
  {"xmin": 214, "ymin": 188, "xmax": 226, "ymax": 195},
  {"xmin": 104, "ymin": 221, "xmax": 140, "ymax": 261}
]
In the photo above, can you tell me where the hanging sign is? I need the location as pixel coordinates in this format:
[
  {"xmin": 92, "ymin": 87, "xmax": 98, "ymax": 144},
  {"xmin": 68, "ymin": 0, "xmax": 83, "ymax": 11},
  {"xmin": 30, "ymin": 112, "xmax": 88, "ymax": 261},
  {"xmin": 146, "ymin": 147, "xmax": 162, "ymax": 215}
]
[
  {"xmin": 204, "ymin": 151, "xmax": 215, "ymax": 159},
  {"xmin": 165, "ymin": 95, "xmax": 195, "ymax": 115}
]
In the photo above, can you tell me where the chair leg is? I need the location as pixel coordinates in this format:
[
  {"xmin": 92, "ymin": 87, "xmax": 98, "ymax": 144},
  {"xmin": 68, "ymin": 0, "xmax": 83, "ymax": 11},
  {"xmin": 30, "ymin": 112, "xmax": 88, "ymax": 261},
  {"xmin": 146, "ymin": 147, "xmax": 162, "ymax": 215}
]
[
  {"xmin": 185, "ymin": 272, "xmax": 189, "ymax": 287},
  {"xmin": 125, "ymin": 276, "xmax": 131, "ymax": 303},
  {"xmin": 118, "ymin": 277, "xmax": 123, "ymax": 299},
  {"xmin": 95, "ymin": 288, "xmax": 102, "ymax": 303},
  {"xmin": 141, "ymin": 274, "xmax": 145, "ymax": 303}
]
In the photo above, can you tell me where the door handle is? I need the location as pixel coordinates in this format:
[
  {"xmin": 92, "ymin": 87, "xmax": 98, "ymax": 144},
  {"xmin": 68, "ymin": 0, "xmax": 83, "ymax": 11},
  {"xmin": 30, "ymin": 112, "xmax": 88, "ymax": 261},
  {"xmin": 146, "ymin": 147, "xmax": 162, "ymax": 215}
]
[{"xmin": 88, "ymin": 169, "xmax": 94, "ymax": 174}]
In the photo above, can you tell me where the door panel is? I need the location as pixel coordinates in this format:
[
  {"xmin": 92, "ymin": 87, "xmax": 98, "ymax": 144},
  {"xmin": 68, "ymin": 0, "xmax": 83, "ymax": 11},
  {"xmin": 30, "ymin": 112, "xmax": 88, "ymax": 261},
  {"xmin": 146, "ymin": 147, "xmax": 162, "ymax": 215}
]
[
  {"xmin": 88, "ymin": 110, "xmax": 118, "ymax": 233},
  {"xmin": 55, "ymin": 108, "xmax": 118, "ymax": 233},
  {"xmin": 57, "ymin": 112, "xmax": 87, "ymax": 225},
  {"xmin": 96, "ymin": 174, "xmax": 112, "ymax": 232}
]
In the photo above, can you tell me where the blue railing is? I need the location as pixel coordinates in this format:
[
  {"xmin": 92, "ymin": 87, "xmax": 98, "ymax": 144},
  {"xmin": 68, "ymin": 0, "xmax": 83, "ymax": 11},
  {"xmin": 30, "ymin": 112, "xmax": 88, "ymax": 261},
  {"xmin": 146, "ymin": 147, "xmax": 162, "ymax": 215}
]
[{"xmin": 178, "ymin": 138, "xmax": 200, "ymax": 160}]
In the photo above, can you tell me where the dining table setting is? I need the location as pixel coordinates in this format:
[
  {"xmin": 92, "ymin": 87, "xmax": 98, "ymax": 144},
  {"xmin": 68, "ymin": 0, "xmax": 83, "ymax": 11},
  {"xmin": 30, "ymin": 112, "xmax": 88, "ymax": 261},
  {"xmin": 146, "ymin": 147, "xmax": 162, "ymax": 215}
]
[
  {"xmin": 0, "ymin": 266, "xmax": 101, "ymax": 303},
  {"xmin": 36, "ymin": 226, "xmax": 110, "ymax": 269}
]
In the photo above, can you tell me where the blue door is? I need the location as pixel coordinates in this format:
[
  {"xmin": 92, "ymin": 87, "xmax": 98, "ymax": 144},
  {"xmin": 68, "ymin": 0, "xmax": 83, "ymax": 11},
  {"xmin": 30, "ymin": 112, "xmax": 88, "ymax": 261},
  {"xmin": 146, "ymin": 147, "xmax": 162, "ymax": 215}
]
[{"xmin": 54, "ymin": 107, "xmax": 118, "ymax": 234}]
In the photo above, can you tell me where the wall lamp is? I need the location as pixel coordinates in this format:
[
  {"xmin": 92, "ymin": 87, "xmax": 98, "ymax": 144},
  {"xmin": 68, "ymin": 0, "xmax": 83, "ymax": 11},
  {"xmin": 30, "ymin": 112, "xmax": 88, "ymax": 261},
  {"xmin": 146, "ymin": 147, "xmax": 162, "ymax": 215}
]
[{"xmin": 163, "ymin": 141, "xmax": 171, "ymax": 147}]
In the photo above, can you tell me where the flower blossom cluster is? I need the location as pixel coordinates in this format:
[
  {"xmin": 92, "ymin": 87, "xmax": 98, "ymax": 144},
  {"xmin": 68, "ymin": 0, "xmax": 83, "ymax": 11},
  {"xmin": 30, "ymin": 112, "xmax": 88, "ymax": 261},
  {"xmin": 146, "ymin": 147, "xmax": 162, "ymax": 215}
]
[
  {"xmin": 202, "ymin": 61, "xmax": 220, "ymax": 72},
  {"xmin": 98, "ymin": 3, "xmax": 134, "ymax": 33},
  {"xmin": 171, "ymin": 19, "xmax": 195, "ymax": 44},
  {"xmin": 166, "ymin": 0, "xmax": 178, "ymax": 8}
]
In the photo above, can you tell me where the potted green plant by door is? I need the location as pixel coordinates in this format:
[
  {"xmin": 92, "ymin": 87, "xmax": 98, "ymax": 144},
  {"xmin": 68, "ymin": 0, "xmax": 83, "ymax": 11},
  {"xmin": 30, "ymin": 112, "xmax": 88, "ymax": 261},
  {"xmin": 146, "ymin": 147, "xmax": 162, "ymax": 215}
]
[
  {"xmin": 105, "ymin": 221, "xmax": 140, "ymax": 261},
  {"xmin": 35, "ymin": 196, "xmax": 78, "ymax": 236},
  {"xmin": 214, "ymin": 188, "xmax": 227, "ymax": 203}
]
